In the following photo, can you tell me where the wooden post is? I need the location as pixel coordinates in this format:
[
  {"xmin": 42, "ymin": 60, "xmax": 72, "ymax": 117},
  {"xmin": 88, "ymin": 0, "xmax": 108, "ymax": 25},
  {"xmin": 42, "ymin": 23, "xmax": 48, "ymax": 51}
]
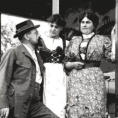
[
  {"xmin": 0, "ymin": 14, "xmax": 2, "ymax": 61},
  {"xmin": 116, "ymin": 0, "xmax": 118, "ymax": 117},
  {"xmin": 52, "ymin": 0, "xmax": 59, "ymax": 14}
]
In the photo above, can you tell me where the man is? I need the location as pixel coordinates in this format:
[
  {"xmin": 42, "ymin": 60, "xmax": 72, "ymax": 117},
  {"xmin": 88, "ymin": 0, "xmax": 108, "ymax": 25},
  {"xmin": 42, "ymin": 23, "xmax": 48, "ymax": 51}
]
[{"xmin": 0, "ymin": 20, "xmax": 58, "ymax": 118}]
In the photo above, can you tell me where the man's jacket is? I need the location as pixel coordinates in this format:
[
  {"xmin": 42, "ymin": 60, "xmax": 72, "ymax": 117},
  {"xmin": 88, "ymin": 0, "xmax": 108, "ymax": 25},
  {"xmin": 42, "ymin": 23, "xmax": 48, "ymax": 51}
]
[{"xmin": 0, "ymin": 44, "xmax": 45, "ymax": 117}]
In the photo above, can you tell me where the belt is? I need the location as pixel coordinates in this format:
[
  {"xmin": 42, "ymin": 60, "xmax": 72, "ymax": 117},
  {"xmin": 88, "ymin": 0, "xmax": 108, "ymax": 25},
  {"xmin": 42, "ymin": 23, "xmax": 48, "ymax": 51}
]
[
  {"xmin": 45, "ymin": 58, "xmax": 63, "ymax": 63},
  {"xmin": 84, "ymin": 61, "xmax": 101, "ymax": 68},
  {"xmin": 45, "ymin": 61, "xmax": 62, "ymax": 63}
]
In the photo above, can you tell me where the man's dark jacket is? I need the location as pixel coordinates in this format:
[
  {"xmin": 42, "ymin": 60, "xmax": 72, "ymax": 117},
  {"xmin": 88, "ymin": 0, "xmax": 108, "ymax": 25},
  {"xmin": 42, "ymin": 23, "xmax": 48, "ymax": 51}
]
[{"xmin": 0, "ymin": 44, "xmax": 45, "ymax": 117}]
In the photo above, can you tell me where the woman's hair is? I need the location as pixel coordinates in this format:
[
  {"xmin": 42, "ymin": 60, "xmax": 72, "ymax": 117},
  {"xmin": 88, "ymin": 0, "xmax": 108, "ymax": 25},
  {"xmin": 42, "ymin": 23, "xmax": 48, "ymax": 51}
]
[
  {"xmin": 60, "ymin": 27, "xmax": 81, "ymax": 41},
  {"xmin": 79, "ymin": 9, "xmax": 99, "ymax": 29},
  {"xmin": 47, "ymin": 14, "xmax": 66, "ymax": 27}
]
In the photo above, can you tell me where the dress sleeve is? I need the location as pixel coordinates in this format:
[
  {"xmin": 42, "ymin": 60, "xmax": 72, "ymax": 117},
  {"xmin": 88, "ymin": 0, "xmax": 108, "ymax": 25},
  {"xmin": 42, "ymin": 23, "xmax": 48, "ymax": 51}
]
[
  {"xmin": 39, "ymin": 47, "xmax": 52, "ymax": 62},
  {"xmin": 103, "ymin": 36, "xmax": 112, "ymax": 60},
  {"xmin": 64, "ymin": 36, "xmax": 80, "ymax": 62}
]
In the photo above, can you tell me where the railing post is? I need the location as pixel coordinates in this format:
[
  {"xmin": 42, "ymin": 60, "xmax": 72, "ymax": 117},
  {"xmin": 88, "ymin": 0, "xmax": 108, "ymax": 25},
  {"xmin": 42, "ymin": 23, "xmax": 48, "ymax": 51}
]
[{"xmin": 116, "ymin": 0, "xmax": 118, "ymax": 117}]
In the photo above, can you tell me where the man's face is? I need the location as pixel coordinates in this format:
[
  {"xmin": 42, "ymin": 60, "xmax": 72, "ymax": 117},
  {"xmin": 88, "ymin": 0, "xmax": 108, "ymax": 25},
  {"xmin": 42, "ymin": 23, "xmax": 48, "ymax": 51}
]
[
  {"xmin": 49, "ymin": 23, "xmax": 62, "ymax": 38},
  {"xmin": 27, "ymin": 29, "xmax": 39, "ymax": 45}
]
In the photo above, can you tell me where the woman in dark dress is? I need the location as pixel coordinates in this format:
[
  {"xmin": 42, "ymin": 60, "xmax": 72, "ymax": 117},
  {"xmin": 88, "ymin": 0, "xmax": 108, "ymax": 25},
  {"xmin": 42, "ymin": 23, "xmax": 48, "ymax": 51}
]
[{"xmin": 64, "ymin": 10, "xmax": 115, "ymax": 118}]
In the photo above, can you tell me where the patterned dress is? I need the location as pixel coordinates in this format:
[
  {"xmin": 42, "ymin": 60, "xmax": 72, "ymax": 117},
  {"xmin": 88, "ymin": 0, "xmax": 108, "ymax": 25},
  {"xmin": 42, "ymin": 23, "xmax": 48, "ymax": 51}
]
[{"xmin": 65, "ymin": 34, "xmax": 111, "ymax": 118}]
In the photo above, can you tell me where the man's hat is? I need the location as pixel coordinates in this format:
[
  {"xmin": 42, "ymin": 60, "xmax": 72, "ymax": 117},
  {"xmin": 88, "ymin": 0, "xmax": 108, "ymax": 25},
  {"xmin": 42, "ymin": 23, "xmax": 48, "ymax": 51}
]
[{"xmin": 14, "ymin": 20, "xmax": 40, "ymax": 38}]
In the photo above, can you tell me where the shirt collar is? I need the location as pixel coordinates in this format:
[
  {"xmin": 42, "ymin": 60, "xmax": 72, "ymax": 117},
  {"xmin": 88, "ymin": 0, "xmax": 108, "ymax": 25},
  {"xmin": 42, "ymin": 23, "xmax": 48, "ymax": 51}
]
[{"xmin": 23, "ymin": 44, "xmax": 35, "ymax": 53}]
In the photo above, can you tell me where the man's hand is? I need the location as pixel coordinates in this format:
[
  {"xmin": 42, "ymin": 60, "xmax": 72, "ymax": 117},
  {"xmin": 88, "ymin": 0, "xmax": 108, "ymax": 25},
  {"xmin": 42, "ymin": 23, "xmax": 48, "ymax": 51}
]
[{"xmin": 0, "ymin": 108, "xmax": 9, "ymax": 118}]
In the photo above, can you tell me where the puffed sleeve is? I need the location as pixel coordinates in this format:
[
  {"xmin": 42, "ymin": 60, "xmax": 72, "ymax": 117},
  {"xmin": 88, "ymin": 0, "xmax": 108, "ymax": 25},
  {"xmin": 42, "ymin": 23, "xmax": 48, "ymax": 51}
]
[
  {"xmin": 103, "ymin": 36, "xmax": 112, "ymax": 60},
  {"xmin": 39, "ymin": 47, "xmax": 52, "ymax": 62},
  {"xmin": 64, "ymin": 36, "xmax": 81, "ymax": 62}
]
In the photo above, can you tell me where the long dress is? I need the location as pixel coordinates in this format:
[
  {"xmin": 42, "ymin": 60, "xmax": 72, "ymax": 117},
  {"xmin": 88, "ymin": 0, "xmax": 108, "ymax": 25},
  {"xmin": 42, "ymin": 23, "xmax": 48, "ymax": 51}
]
[
  {"xmin": 65, "ymin": 34, "xmax": 111, "ymax": 118},
  {"xmin": 41, "ymin": 36, "xmax": 67, "ymax": 118}
]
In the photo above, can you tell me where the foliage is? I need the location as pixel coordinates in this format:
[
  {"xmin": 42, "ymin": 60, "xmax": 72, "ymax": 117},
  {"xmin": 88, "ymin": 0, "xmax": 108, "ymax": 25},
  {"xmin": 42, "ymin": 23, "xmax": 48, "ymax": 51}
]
[{"xmin": 1, "ymin": 22, "xmax": 21, "ymax": 57}]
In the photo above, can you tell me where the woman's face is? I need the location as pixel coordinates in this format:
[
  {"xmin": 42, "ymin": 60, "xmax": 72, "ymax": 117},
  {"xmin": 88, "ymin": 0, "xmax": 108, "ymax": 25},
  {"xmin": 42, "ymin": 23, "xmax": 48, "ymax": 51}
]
[
  {"xmin": 49, "ymin": 23, "xmax": 62, "ymax": 38},
  {"xmin": 80, "ymin": 17, "xmax": 94, "ymax": 35}
]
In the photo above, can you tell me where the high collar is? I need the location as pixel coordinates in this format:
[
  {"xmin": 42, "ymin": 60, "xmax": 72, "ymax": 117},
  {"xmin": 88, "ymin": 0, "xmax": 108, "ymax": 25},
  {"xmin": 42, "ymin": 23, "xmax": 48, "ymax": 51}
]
[{"xmin": 82, "ymin": 32, "xmax": 95, "ymax": 39}]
